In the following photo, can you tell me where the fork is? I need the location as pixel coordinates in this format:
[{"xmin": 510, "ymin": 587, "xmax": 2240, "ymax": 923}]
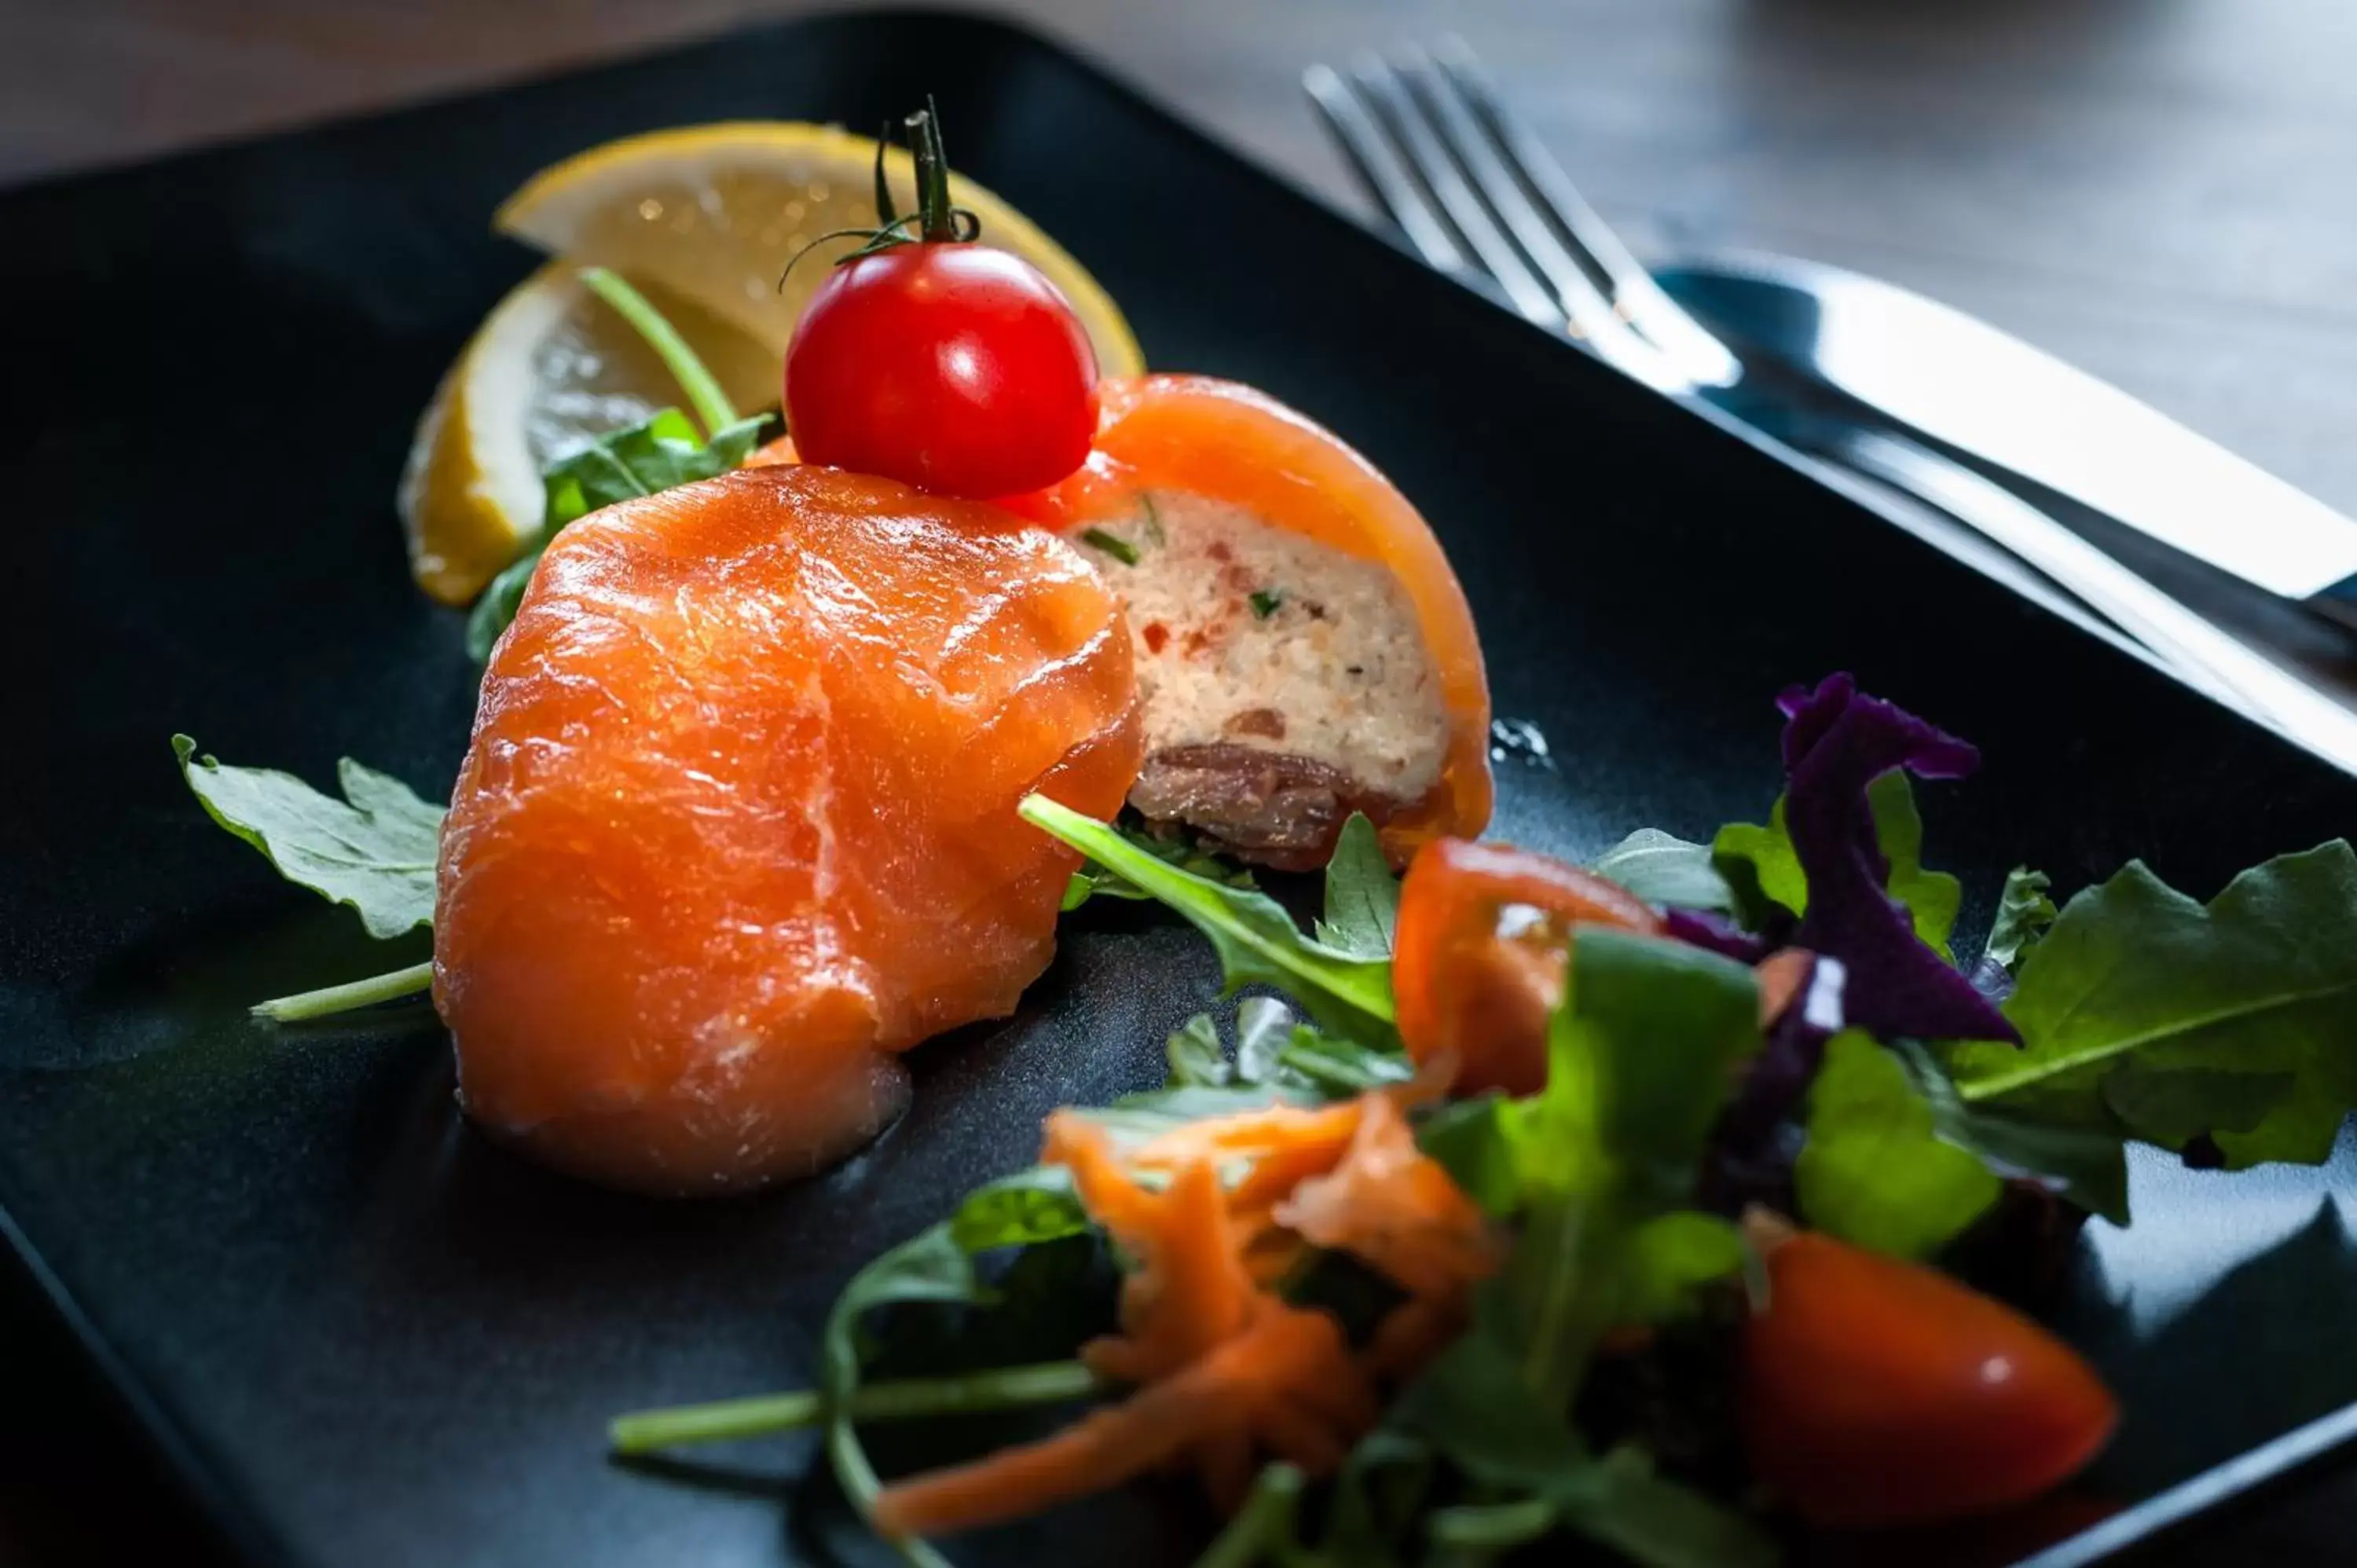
[{"xmin": 1303, "ymin": 39, "xmax": 2357, "ymax": 775}]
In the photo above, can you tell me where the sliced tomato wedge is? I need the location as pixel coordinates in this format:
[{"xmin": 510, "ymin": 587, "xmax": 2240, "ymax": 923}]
[
  {"xmin": 1743, "ymin": 1229, "xmax": 2119, "ymax": 1529},
  {"xmin": 1391, "ymin": 838, "xmax": 1661, "ymax": 1094}
]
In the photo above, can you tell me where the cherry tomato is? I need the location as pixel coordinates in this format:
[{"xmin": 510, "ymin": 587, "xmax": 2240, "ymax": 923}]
[
  {"xmin": 1391, "ymin": 838, "xmax": 1661, "ymax": 1094},
  {"xmin": 1742, "ymin": 1229, "xmax": 2118, "ymax": 1529},
  {"xmin": 786, "ymin": 243, "xmax": 1100, "ymax": 500}
]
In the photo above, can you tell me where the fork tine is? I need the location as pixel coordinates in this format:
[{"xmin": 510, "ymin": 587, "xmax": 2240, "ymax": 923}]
[
  {"xmin": 1303, "ymin": 64, "xmax": 1470, "ymax": 278},
  {"xmin": 1344, "ymin": 53, "xmax": 1565, "ymax": 328},
  {"xmin": 1392, "ymin": 44, "xmax": 1672, "ymax": 383},
  {"xmin": 1432, "ymin": 35, "xmax": 1741, "ymax": 387}
]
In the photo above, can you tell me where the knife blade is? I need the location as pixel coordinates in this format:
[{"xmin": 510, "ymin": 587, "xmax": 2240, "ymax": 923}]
[{"xmin": 1652, "ymin": 252, "xmax": 2357, "ymax": 617}]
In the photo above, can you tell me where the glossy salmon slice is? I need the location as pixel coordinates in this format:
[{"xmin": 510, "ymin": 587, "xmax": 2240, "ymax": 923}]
[
  {"xmin": 1002, "ymin": 376, "xmax": 1493, "ymax": 869},
  {"xmin": 434, "ymin": 465, "xmax": 1142, "ymax": 1193}
]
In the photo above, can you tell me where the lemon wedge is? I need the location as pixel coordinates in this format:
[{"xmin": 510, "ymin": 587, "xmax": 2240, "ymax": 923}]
[
  {"xmin": 398, "ymin": 264, "xmax": 778, "ymax": 605},
  {"xmin": 493, "ymin": 121, "xmax": 1144, "ymax": 379},
  {"xmin": 404, "ymin": 122, "xmax": 1143, "ymax": 606}
]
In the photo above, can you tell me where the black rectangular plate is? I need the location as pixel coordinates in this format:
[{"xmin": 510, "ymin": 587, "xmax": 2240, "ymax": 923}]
[{"xmin": 5, "ymin": 12, "xmax": 2356, "ymax": 1567}]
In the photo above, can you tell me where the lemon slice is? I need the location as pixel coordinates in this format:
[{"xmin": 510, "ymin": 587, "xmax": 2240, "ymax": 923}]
[
  {"xmin": 398, "ymin": 265, "xmax": 778, "ymax": 605},
  {"xmin": 494, "ymin": 121, "xmax": 1145, "ymax": 379}
]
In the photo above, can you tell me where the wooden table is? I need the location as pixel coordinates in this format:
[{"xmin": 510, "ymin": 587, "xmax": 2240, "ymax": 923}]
[{"xmin": 3, "ymin": 2, "xmax": 2355, "ymax": 1564}]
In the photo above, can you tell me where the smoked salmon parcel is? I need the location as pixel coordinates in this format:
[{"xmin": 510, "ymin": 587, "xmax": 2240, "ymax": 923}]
[
  {"xmin": 1006, "ymin": 376, "xmax": 1493, "ymax": 870},
  {"xmin": 434, "ymin": 465, "xmax": 1142, "ymax": 1194}
]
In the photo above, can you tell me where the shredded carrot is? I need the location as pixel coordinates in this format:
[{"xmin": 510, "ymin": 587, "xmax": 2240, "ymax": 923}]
[
  {"xmin": 1127, "ymin": 1099, "xmax": 1365, "ymax": 1170},
  {"xmin": 1755, "ymin": 947, "xmax": 1816, "ymax": 1028},
  {"xmin": 1364, "ymin": 1296, "xmax": 1466, "ymax": 1384},
  {"xmin": 1193, "ymin": 1427, "xmax": 1257, "ymax": 1517},
  {"xmin": 885, "ymin": 1078, "xmax": 1484, "ymax": 1541},
  {"xmin": 1039, "ymin": 1116, "xmax": 1258, "ymax": 1385},
  {"xmin": 1085, "ymin": 1159, "xmax": 1257, "ymax": 1385},
  {"xmin": 1122, "ymin": 1061, "xmax": 1454, "ymax": 1177},
  {"xmin": 1043, "ymin": 1110, "xmax": 1165, "ymax": 1236},
  {"xmin": 872, "ymin": 1298, "xmax": 1374, "ymax": 1541},
  {"xmin": 1274, "ymin": 1094, "xmax": 1498, "ymax": 1301}
]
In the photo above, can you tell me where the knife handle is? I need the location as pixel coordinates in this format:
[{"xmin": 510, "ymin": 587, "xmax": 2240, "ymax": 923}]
[{"xmin": 1831, "ymin": 428, "xmax": 2357, "ymax": 775}]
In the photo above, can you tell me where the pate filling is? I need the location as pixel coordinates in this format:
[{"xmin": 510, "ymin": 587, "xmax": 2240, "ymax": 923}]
[{"xmin": 1071, "ymin": 490, "xmax": 1450, "ymax": 808}]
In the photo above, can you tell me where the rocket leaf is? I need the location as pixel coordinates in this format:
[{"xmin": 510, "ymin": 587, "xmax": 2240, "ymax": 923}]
[
  {"xmin": 1592, "ymin": 829, "xmax": 1734, "ymax": 913},
  {"xmin": 1021, "ymin": 795, "xmax": 1397, "ymax": 1045},
  {"xmin": 1797, "ymin": 1030, "xmax": 2001, "ymax": 1258},
  {"xmin": 173, "ymin": 736, "xmax": 442, "ymax": 939},
  {"xmin": 1314, "ymin": 812, "xmax": 1402, "ymax": 956},
  {"xmin": 1950, "ymin": 841, "xmax": 2357, "ymax": 1168}
]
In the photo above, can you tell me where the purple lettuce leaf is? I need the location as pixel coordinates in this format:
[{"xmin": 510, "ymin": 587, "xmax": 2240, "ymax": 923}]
[
  {"xmin": 1780, "ymin": 674, "xmax": 2019, "ymax": 1046},
  {"xmin": 1699, "ymin": 952, "xmax": 1846, "ymax": 1214},
  {"xmin": 1662, "ymin": 905, "xmax": 1780, "ymax": 964}
]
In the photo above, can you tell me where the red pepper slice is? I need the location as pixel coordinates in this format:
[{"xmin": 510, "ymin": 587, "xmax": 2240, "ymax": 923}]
[{"xmin": 1391, "ymin": 838, "xmax": 1661, "ymax": 1094}]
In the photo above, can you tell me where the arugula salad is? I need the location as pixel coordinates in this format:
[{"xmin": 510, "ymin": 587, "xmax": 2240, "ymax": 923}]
[{"xmin": 583, "ymin": 674, "xmax": 2356, "ymax": 1566}]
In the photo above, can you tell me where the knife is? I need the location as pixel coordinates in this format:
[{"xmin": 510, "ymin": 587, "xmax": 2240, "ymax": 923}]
[
  {"xmin": 1704, "ymin": 387, "xmax": 2357, "ymax": 775},
  {"xmin": 1651, "ymin": 252, "xmax": 2357, "ymax": 627}
]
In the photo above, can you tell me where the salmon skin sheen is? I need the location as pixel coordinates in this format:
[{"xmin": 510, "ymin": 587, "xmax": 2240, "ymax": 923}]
[{"xmin": 434, "ymin": 466, "xmax": 1142, "ymax": 1194}]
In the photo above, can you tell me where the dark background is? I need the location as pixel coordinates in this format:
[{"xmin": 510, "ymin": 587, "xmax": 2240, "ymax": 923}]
[{"xmin": 3, "ymin": 3, "xmax": 2355, "ymax": 1566}]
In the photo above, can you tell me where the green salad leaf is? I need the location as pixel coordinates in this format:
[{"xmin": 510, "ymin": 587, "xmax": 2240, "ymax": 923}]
[
  {"xmin": 1387, "ymin": 1307, "xmax": 1588, "ymax": 1497},
  {"xmin": 1233, "ymin": 995, "xmax": 1295, "ymax": 1085},
  {"xmin": 822, "ymin": 1167, "xmax": 1100, "ymax": 1568},
  {"xmin": 1022, "ymin": 795, "xmax": 1398, "ymax": 1044},
  {"xmin": 1949, "ymin": 840, "xmax": 2357, "ymax": 1167},
  {"xmin": 1981, "ymin": 866, "xmax": 2058, "ymax": 975},
  {"xmin": 1164, "ymin": 1013, "xmax": 1229, "ymax": 1087},
  {"xmin": 1710, "ymin": 801, "xmax": 1805, "ymax": 932},
  {"xmin": 173, "ymin": 736, "xmax": 442, "ymax": 939},
  {"xmin": 1314, "ymin": 813, "xmax": 1402, "ymax": 956},
  {"xmin": 1897, "ymin": 1039, "xmax": 2129, "ymax": 1225},
  {"xmin": 543, "ymin": 408, "xmax": 774, "ymax": 531},
  {"xmin": 1590, "ymin": 828, "xmax": 1733, "ymax": 913},
  {"xmin": 1868, "ymin": 771, "xmax": 1963, "ymax": 958},
  {"xmin": 944, "ymin": 1164, "xmax": 1092, "ymax": 1253},
  {"xmin": 1797, "ymin": 1030, "xmax": 2001, "ymax": 1258},
  {"xmin": 1496, "ymin": 929, "xmax": 1761, "ymax": 1406},
  {"xmin": 1713, "ymin": 773, "xmax": 1960, "ymax": 954},
  {"xmin": 1339, "ymin": 930, "xmax": 1774, "ymax": 1567},
  {"xmin": 1623, "ymin": 1211, "xmax": 1750, "ymax": 1324},
  {"xmin": 1532, "ymin": 1446, "xmax": 1776, "ymax": 1568},
  {"xmin": 1139, "ymin": 998, "xmax": 1409, "ymax": 1108},
  {"xmin": 1799, "ymin": 1029, "xmax": 2132, "ymax": 1247},
  {"xmin": 1061, "ymin": 819, "xmax": 1255, "ymax": 911},
  {"xmin": 1266, "ymin": 1019, "xmax": 1415, "ymax": 1095},
  {"xmin": 1387, "ymin": 1299, "xmax": 1772, "ymax": 1568},
  {"xmin": 1081, "ymin": 1085, "xmax": 1288, "ymax": 1143},
  {"xmin": 1415, "ymin": 1096, "xmax": 1519, "ymax": 1216}
]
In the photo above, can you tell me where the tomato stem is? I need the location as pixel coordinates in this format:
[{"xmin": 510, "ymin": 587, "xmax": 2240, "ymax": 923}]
[
  {"xmin": 779, "ymin": 101, "xmax": 984, "ymax": 286},
  {"xmin": 907, "ymin": 99, "xmax": 963, "ymax": 244},
  {"xmin": 872, "ymin": 119, "xmax": 900, "ymax": 228}
]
